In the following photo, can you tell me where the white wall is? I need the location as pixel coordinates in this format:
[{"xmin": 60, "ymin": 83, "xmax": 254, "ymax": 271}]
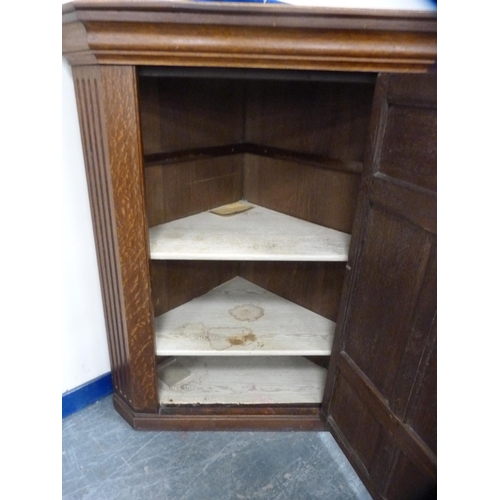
[{"xmin": 62, "ymin": 57, "xmax": 110, "ymax": 394}]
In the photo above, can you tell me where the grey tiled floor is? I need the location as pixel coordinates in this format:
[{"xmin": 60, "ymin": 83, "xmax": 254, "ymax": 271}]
[{"xmin": 62, "ymin": 396, "xmax": 372, "ymax": 500}]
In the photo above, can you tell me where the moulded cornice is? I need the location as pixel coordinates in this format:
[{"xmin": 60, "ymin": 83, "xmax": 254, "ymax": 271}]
[{"xmin": 62, "ymin": 1, "xmax": 437, "ymax": 72}]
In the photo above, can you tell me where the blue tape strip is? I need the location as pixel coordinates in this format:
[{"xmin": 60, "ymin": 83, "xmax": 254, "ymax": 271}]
[{"xmin": 62, "ymin": 373, "xmax": 114, "ymax": 418}]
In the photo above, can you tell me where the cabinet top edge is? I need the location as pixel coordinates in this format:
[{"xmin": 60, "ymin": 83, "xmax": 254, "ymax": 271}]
[
  {"xmin": 62, "ymin": 1, "xmax": 437, "ymax": 26},
  {"xmin": 62, "ymin": 1, "xmax": 436, "ymax": 71}
]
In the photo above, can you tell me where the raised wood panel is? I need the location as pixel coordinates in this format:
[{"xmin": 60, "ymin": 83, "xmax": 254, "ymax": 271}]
[
  {"xmin": 406, "ymin": 332, "xmax": 437, "ymax": 455},
  {"xmin": 144, "ymin": 155, "xmax": 244, "ymax": 227},
  {"xmin": 387, "ymin": 73, "xmax": 437, "ymax": 108},
  {"xmin": 337, "ymin": 352, "xmax": 436, "ymax": 479},
  {"xmin": 327, "ymin": 375, "xmax": 398, "ymax": 497},
  {"xmin": 369, "ymin": 174, "xmax": 436, "ymax": 235},
  {"xmin": 245, "ymin": 80, "xmax": 374, "ymax": 163},
  {"xmin": 384, "ymin": 452, "xmax": 436, "ymax": 500},
  {"xmin": 329, "ymin": 373, "xmax": 383, "ymax": 474},
  {"xmin": 323, "ymin": 73, "xmax": 436, "ymax": 499},
  {"xmin": 379, "ymin": 106, "xmax": 437, "ymax": 191},
  {"xmin": 342, "ymin": 207, "xmax": 435, "ymax": 398},
  {"xmin": 244, "ymin": 154, "xmax": 361, "ymax": 234},
  {"xmin": 375, "ymin": 72, "xmax": 437, "ymax": 194},
  {"xmin": 389, "ymin": 251, "xmax": 437, "ymax": 424}
]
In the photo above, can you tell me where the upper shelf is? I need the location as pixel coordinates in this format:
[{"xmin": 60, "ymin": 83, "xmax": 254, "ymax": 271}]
[{"xmin": 149, "ymin": 202, "xmax": 350, "ymax": 261}]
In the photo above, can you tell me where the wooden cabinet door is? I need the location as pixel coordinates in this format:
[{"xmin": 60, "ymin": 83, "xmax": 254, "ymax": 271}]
[{"xmin": 322, "ymin": 73, "xmax": 436, "ymax": 500}]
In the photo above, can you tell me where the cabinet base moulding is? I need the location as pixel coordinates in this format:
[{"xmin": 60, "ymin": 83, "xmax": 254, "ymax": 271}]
[{"xmin": 113, "ymin": 393, "xmax": 327, "ymax": 431}]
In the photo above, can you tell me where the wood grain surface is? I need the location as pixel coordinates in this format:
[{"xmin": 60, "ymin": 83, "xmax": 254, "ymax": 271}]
[
  {"xmin": 154, "ymin": 277, "xmax": 336, "ymax": 357},
  {"xmin": 322, "ymin": 73, "xmax": 436, "ymax": 500},
  {"xmin": 73, "ymin": 65, "xmax": 158, "ymax": 413},
  {"xmin": 62, "ymin": 2, "xmax": 436, "ymax": 72}
]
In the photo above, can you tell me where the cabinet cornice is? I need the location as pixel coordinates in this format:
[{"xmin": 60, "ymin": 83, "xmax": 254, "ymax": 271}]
[{"xmin": 62, "ymin": 1, "xmax": 436, "ymax": 72}]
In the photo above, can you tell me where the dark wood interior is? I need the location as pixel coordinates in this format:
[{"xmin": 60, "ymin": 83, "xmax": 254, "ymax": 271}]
[{"xmin": 139, "ymin": 70, "xmax": 375, "ymax": 323}]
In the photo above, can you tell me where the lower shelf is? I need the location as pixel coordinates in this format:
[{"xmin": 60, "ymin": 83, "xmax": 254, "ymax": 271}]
[
  {"xmin": 158, "ymin": 356, "xmax": 327, "ymax": 405},
  {"xmin": 155, "ymin": 276, "xmax": 335, "ymax": 356}
]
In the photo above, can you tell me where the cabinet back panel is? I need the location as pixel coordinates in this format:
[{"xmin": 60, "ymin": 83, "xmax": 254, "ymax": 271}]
[
  {"xmin": 150, "ymin": 261, "xmax": 239, "ymax": 317},
  {"xmin": 152, "ymin": 261, "xmax": 345, "ymax": 322},
  {"xmin": 144, "ymin": 155, "xmax": 244, "ymax": 227},
  {"xmin": 138, "ymin": 75, "xmax": 374, "ymax": 164},
  {"xmin": 245, "ymin": 80, "xmax": 374, "ymax": 162},
  {"xmin": 244, "ymin": 154, "xmax": 360, "ymax": 234},
  {"xmin": 240, "ymin": 261, "xmax": 345, "ymax": 322},
  {"xmin": 138, "ymin": 76, "xmax": 162, "ymax": 155},
  {"xmin": 138, "ymin": 77, "xmax": 246, "ymax": 154}
]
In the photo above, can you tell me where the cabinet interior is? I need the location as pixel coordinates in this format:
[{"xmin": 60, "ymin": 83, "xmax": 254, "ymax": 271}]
[{"xmin": 137, "ymin": 67, "xmax": 376, "ymax": 407}]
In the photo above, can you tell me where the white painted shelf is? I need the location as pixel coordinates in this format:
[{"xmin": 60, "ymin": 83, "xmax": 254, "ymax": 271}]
[
  {"xmin": 155, "ymin": 277, "xmax": 335, "ymax": 356},
  {"xmin": 158, "ymin": 356, "xmax": 327, "ymax": 405},
  {"xmin": 149, "ymin": 203, "xmax": 350, "ymax": 261}
]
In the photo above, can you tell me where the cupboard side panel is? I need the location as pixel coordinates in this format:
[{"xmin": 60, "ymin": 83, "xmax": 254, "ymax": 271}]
[
  {"xmin": 137, "ymin": 77, "xmax": 162, "ymax": 156},
  {"xmin": 151, "ymin": 261, "xmax": 239, "ymax": 318},
  {"xmin": 244, "ymin": 154, "xmax": 360, "ymax": 234},
  {"xmin": 158, "ymin": 77, "xmax": 245, "ymax": 153},
  {"xmin": 144, "ymin": 165, "xmax": 165, "ymax": 228},
  {"xmin": 73, "ymin": 66, "xmax": 131, "ymax": 405},
  {"xmin": 144, "ymin": 155, "xmax": 244, "ymax": 228},
  {"xmin": 245, "ymin": 80, "xmax": 374, "ymax": 163},
  {"xmin": 82, "ymin": 65, "xmax": 157, "ymax": 413},
  {"xmin": 240, "ymin": 261, "xmax": 345, "ymax": 322}
]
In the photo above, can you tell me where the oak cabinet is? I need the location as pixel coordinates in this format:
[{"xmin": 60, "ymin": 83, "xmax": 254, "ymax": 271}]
[{"xmin": 63, "ymin": 3, "xmax": 436, "ymax": 498}]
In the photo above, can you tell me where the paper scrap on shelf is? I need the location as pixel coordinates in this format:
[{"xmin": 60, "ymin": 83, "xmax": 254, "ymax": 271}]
[{"xmin": 210, "ymin": 200, "xmax": 254, "ymax": 216}]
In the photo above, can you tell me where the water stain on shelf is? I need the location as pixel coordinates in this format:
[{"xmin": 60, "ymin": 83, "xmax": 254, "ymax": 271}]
[
  {"xmin": 228, "ymin": 332, "xmax": 257, "ymax": 346},
  {"xmin": 171, "ymin": 322, "xmax": 206, "ymax": 340},
  {"xmin": 170, "ymin": 322, "xmax": 263, "ymax": 350},
  {"xmin": 208, "ymin": 327, "xmax": 258, "ymax": 350},
  {"xmin": 229, "ymin": 304, "xmax": 264, "ymax": 322}
]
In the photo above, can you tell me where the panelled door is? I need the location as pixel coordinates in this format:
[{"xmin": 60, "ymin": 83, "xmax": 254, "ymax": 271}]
[{"xmin": 322, "ymin": 73, "xmax": 437, "ymax": 500}]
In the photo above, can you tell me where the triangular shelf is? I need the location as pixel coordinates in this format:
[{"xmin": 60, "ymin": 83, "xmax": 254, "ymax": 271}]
[
  {"xmin": 155, "ymin": 277, "xmax": 335, "ymax": 356},
  {"xmin": 149, "ymin": 203, "xmax": 350, "ymax": 261},
  {"xmin": 158, "ymin": 356, "xmax": 327, "ymax": 405}
]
